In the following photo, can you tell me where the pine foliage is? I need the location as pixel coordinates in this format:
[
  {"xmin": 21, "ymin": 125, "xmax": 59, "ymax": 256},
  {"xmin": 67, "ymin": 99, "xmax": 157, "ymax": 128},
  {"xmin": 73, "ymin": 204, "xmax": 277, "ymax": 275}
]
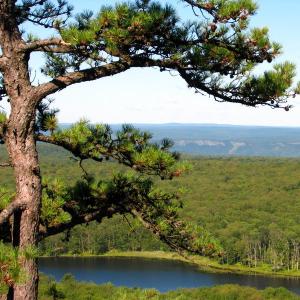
[{"xmin": 39, "ymin": 0, "xmax": 300, "ymax": 108}]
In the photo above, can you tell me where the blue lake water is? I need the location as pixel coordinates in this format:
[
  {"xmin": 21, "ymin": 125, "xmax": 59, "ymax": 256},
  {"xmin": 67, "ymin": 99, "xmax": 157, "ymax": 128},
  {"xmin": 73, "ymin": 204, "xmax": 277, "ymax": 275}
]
[{"xmin": 39, "ymin": 256, "xmax": 300, "ymax": 294}]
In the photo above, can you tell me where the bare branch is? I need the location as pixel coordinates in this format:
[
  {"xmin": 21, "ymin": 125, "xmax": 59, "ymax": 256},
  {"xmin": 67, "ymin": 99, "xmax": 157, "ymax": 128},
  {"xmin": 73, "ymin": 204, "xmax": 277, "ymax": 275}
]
[
  {"xmin": 16, "ymin": 0, "xmax": 73, "ymax": 28},
  {"xmin": 0, "ymin": 162, "xmax": 11, "ymax": 167},
  {"xmin": 33, "ymin": 57, "xmax": 180, "ymax": 102},
  {"xmin": 33, "ymin": 60, "xmax": 131, "ymax": 102},
  {"xmin": 0, "ymin": 200, "xmax": 26, "ymax": 226},
  {"xmin": 22, "ymin": 38, "xmax": 72, "ymax": 53},
  {"xmin": 78, "ymin": 159, "xmax": 88, "ymax": 177},
  {"xmin": 182, "ymin": 0, "xmax": 251, "ymax": 23},
  {"xmin": 183, "ymin": 0, "xmax": 217, "ymax": 18}
]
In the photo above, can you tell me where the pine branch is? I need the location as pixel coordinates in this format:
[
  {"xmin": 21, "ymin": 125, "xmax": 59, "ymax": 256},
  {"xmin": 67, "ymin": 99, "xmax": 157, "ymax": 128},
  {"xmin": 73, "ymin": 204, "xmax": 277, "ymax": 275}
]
[
  {"xmin": 29, "ymin": 1, "xmax": 297, "ymax": 108},
  {"xmin": 178, "ymin": 69, "xmax": 275, "ymax": 108},
  {"xmin": 182, "ymin": 0, "xmax": 257, "ymax": 23},
  {"xmin": 36, "ymin": 120, "xmax": 183, "ymax": 179},
  {"xmin": 39, "ymin": 206, "xmax": 118, "ymax": 240},
  {"xmin": 34, "ymin": 52, "xmax": 294, "ymax": 114},
  {"xmin": 16, "ymin": 0, "xmax": 73, "ymax": 28},
  {"xmin": 38, "ymin": 174, "xmax": 221, "ymax": 257},
  {"xmin": 130, "ymin": 208, "xmax": 185, "ymax": 253},
  {"xmin": 36, "ymin": 134, "xmax": 95, "ymax": 161},
  {"xmin": 19, "ymin": 0, "xmax": 50, "ymax": 10}
]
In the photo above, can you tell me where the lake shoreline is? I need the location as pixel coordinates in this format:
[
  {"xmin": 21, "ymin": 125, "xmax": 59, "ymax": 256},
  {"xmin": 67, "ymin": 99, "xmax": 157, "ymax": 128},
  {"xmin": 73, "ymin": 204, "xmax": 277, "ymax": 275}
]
[{"xmin": 40, "ymin": 251, "xmax": 300, "ymax": 280}]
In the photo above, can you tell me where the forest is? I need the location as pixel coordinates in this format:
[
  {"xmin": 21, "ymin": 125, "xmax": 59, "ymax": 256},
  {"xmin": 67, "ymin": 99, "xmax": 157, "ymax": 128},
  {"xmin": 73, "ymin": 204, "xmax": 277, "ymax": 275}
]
[
  {"xmin": 38, "ymin": 274, "xmax": 299, "ymax": 300},
  {"xmin": 1, "ymin": 142, "xmax": 300, "ymax": 273}
]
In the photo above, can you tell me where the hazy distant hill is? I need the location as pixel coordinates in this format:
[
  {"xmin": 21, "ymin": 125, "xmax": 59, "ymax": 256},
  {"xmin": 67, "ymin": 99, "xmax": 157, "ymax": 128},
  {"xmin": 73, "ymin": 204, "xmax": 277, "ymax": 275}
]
[{"xmin": 62, "ymin": 123, "xmax": 300, "ymax": 157}]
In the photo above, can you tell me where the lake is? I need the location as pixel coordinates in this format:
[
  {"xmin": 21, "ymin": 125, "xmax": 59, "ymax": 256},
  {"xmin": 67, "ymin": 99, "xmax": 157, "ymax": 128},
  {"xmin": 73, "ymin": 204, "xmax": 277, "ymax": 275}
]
[{"xmin": 39, "ymin": 257, "xmax": 300, "ymax": 294}]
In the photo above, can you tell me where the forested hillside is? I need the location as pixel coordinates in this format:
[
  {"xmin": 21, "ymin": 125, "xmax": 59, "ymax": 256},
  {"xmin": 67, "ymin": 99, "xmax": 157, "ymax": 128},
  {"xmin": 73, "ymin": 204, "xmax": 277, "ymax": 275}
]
[{"xmin": 1, "ymin": 143, "xmax": 300, "ymax": 271}]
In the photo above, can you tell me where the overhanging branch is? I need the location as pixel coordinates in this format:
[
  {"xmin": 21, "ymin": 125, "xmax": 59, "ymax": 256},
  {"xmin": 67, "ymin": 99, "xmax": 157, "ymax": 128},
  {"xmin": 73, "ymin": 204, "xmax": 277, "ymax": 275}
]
[
  {"xmin": 177, "ymin": 68, "xmax": 289, "ymax": 108},
  {"xmin": 38, "ymin": 206, "xmax": 118, "ymax": 240},
  {"xmin": 33, "ymin": 60, "xmax": 131, "ymax": 102},
  {"xmin": 33, "ymin": 57, "xmax": 180, "ymax": 102},
  {"xmin": 130, "ymin": 208, "xmax": 188, "ymax": 254}
]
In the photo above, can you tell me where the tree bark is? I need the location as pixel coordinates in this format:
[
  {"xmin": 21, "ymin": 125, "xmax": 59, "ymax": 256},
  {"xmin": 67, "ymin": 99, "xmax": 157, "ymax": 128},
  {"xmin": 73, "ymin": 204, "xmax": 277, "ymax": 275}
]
[
  {"xmin": 5, "ymin": 107, "xmax": 41, "ymax": 300},
  {"xmin": 0, "ymin": 19, "xmax": 41, "ymax": 300},
  {"xmin": 0, "ymin": 1, "xmax": 41, "ymax": 298}
]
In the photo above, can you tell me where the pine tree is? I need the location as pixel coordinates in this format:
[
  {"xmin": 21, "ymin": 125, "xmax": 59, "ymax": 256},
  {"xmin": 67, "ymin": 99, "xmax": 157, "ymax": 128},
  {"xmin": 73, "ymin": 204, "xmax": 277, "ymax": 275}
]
[{"xmin": 0, "ymin": 0, "xmax": 299, "ymax": 299}]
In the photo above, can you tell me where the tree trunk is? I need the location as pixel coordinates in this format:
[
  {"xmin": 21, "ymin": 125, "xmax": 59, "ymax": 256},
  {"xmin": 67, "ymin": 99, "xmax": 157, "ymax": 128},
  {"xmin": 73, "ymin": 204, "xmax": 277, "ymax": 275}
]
[
  {"xmin": 0, "ymin": 1, "xmax": 41, "ymax": 295},
  {"xmin": 4, "ymin": 105, "xmax": 41, "ymax": 300}
]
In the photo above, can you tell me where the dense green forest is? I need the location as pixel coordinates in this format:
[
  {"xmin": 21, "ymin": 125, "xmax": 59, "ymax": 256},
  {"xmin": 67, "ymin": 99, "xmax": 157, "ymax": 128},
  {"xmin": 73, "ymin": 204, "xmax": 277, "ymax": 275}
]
[
  {"xmin": 38, "ymin": 274, "xmax": 299, "ymax": 300},
  {"xmin": 1, "ymin": 143, "xmax": 300, "ymax": 272}
]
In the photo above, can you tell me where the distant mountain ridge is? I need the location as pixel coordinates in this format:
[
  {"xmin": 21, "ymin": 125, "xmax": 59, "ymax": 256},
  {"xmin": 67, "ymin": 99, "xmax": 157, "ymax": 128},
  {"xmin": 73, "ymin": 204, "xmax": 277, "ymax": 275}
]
[{"xmin": 59, "ymin": 123, "xmax": 300, "ymax": 157}]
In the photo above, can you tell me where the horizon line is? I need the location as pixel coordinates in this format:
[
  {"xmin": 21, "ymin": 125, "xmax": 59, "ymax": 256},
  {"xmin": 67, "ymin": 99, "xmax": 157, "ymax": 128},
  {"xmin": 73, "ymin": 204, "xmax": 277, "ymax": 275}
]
[{"xmin": 57, "ymin": 122, "xmax": 300, "ymax": 129}]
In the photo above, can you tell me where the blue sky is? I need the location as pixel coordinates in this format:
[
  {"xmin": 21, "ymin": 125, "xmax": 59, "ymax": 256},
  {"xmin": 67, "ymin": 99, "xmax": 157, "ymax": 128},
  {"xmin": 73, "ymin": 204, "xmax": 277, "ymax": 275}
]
[{"xmin": 8, "ymin": 0, "xmax": 300, "ymax": 126}]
